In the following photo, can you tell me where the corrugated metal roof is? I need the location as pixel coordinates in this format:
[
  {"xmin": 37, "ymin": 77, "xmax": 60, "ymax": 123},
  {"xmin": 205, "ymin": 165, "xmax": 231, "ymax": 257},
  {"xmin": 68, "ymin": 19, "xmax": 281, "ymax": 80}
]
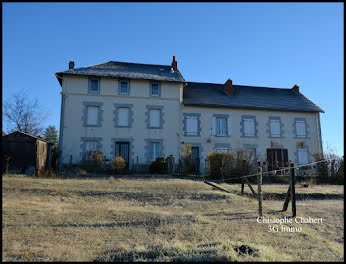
[
  {"xmin": 56, "ymin": 61, "xmax": 185, "ymax": 84},
  {"xmin": 183, "ymin": 82, "xmax": 324, "ymax": 113}
]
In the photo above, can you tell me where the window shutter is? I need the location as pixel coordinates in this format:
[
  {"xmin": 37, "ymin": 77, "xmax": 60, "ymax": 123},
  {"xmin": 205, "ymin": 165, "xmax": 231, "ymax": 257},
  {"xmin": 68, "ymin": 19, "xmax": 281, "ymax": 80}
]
[
  {"xmin": 186, "ymin": 117, "xmax": 198, "ymax": 135},
  {"xmin": 118, "ymin": 108, "xmax": 129, "ymax": 126},
  {"xmin": 149, "ymin": 143, "xmax": 154, "ymax": 160},
  {"xmin": 244, "ymin": 119, "xmax": 255, "ymax": 136},
  {"xmin": 155, "ymin": 143, "xmax": 160, "ymax": 158},
  {"xmin": 150, "ymin": 109, "xmax": 160, "ymax": 128},
  {"xmin": 296, "ymin": 121, "xmax": 306, "ymax": 137},
  {"xmin": 270, "ymin": 120, "xmax": 280, "ymax": 137},
  {"xmin": 211, "ymin": 117, "xmax": 216, "ymax": 136},
  {"xmin": 227, "ymin": 117, "xmax": 232, "ymax": 136},
  {"xmin": 87, "ymin": 106, "xmax": 98, "ymax": 125},
  {"xmin": 282, "ymin": 149, "xmax": 288, "ymax": 165},
  {"xmin": 298, "ymin": 149, "xmax": 308, "ymax": 165}
]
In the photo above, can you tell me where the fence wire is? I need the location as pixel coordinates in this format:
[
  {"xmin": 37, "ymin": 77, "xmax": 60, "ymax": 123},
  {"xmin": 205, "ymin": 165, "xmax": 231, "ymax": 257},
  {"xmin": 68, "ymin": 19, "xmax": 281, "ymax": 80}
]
[{"xmin": 211, "ymin": 158, "xmax": 339, "ymax": 183}]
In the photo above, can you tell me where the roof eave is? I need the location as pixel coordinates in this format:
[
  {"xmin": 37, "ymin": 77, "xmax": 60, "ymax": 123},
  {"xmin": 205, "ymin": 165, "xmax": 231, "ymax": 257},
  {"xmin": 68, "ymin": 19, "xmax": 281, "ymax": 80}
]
[
  {"xmin": 55, "ymin": 71, "xmax": 185, "ymax": 83},
  {"xmin": 183, "ymin": 102, "xmax": 323, "ymax": 113}
]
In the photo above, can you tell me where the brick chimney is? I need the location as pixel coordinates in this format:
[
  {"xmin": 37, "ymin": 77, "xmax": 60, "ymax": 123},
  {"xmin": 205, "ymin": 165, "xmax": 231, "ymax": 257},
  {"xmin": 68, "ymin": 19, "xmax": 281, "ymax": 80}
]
[
  {"xmin": 171, "ymin": 56, "xmax": 178, "ymax": 72},
  {"xmin": 224, "ymin": 78, "xmax": 233, "ymax": 95},
  {"xmin": 292, "ymin": 84, "xmax": 299, "ymax": 94},
  {"xmin": 69, "ymin": 61, "xmax": 75, "ymax": 70}
]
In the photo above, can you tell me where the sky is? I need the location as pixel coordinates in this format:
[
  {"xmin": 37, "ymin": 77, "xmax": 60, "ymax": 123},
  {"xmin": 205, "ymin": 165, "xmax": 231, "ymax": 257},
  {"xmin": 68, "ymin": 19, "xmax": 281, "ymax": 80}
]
[{"xmin": 2, "ymin": 3, "xmax": 344, "ymax": 156}]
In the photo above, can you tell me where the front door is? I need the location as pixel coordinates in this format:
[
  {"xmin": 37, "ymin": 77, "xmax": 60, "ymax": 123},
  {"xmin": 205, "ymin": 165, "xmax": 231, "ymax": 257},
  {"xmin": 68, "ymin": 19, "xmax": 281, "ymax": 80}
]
[
  {"xmin": 267, "ymin": 148, "xmax": 288, "ymax": 173},
  {"xmin": 191, "ymin": 147, "xmax": 200, "ymax": 174},
  {"xmin": 115, "ymin": 142, "xmax": 130, "ymax": 169}
]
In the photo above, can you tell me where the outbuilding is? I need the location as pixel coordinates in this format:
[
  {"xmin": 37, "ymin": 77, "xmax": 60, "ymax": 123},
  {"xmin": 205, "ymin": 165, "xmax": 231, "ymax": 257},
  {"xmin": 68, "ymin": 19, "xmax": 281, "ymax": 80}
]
[{"xmin": 2, "ymin": 131, "xmax": 53, "ymax": 175}]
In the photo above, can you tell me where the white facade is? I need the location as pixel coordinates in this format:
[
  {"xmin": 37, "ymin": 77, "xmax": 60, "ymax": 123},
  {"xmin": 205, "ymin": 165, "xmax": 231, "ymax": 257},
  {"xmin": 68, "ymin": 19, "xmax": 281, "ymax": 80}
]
[{"xmin": 58, "ymin": 75, "xmax": 323, "ymax": 171}]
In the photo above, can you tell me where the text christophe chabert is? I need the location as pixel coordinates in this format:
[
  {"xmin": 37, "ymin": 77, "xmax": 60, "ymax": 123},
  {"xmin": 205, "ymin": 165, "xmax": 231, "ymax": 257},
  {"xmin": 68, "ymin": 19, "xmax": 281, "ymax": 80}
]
[{"xmin": 257, "ymin": 216, "xmax": 323, "ymax": 233}]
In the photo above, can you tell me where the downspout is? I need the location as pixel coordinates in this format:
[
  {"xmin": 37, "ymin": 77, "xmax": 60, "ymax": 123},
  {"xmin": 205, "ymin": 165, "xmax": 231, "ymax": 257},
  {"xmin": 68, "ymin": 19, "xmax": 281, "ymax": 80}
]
[
  {"xmin": 317, "ymin": 112, "xmax": 323, "ymax": 156},
  {"xmin": 57, "ymin": 74, "xmax": 65, "ymax": 171}
]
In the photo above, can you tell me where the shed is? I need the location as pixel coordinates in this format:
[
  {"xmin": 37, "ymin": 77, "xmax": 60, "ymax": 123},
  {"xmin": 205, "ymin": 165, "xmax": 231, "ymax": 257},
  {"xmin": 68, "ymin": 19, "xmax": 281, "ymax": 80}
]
[{"xmin": 2, "ymin": 131, "xmax": 53, "ymax": 174}]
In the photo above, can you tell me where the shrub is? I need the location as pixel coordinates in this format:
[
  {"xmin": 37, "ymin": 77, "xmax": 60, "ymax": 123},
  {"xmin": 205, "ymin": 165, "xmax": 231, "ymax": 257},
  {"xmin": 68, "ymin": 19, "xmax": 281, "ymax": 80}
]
[
  {"xmin": 149, "ymin": 158, "xmax": 167, "ymax": 174},
  {"xmin": 206, "ymin": 148, "xmax": 258, "ymax": 181},
  {"xmin": 113, "ymin": 156, "xmax": 126, "ymax": 174},
  {"xmin": 82, "ymin": 151, "xmax": 104, "ymax": 172},
  {"xmin": 178, "ymin": 144, "xmax": 192, "ymax": 174},
  {"xmin": 35, "ymin": 168, "xmax": 56, "ymax": 178},
  {"xmin": 313, "ymin": 150, "xmax": 344, "ymax": 184}
]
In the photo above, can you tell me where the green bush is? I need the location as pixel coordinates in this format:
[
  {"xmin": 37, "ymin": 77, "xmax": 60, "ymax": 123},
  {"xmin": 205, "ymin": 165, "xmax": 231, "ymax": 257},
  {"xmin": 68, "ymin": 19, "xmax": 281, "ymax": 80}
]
[{"xmin": 149, "ymin": 158, "xmax": 167, "ymax": 174}]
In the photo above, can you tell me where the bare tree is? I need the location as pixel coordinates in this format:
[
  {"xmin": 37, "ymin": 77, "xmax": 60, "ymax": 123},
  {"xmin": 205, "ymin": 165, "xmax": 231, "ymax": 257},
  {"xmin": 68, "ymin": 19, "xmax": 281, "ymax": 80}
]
[{"xmin": 3, "ymin": 90, "xmax": 49, "ymax": 136}]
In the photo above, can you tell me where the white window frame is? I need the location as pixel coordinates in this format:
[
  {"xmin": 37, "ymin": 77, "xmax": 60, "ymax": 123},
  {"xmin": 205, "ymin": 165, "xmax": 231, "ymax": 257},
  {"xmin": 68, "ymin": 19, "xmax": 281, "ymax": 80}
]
[
  {"xmin": 151, "ymin": 83, "xmax": 160, "ymax": 97},
  {"xmin": 186, "ymin": 116, "xmax": 198, "ymax": 136},
  {"xmin": 270, "ymin": 119, "xmax": 281, "ymax": 137},
  {"xmin": 296, "ymin": 120, "xmax": 307, "ymax": 138},
  {"xmin": 119, "ymin": 81, "xmax": 129, "ymax": 95},
  {"xmin": 216, "ymin": 117, "xmax": 227, "ymax": 136},
  {"xmin": 150, "ymin": 142, "xmax": 160, "ymax": 161},
  {"xmin": 117, "ymin": 107, "xmax": 129, "ymax": 127},
  {"xmin": 89, "ymin": 78, "xmax": 100, "ymax": 93},
  {"xmin": 149, "ymin": 109, "xmax": 161, "ymax": 128},
  {"xmin": 87, "ymin": 106, "xmax": 99, "ymax": 126},
  {"xmin": 297, "ymin": 148, "xmax": 309, "ymax": 165},
  {"xmin": 244, "ymin": 118, "xmax": 255, "ymax": 137},
  {"xmin": 216, "ymin": 147, "xmax": 229, "ymax": 153}
]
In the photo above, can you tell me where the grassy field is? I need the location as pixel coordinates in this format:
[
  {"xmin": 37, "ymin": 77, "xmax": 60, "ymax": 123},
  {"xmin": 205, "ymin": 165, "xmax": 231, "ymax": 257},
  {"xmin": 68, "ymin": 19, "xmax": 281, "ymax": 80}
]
[{"xmin": 2, "ymin": 174, "xmax": 344, "ymax": 262}]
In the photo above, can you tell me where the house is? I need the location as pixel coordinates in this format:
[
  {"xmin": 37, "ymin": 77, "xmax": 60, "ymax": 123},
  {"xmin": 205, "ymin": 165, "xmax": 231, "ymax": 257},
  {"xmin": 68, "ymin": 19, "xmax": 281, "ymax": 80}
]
[
  {"xmin": 55, "ymin": 57, "xmax": 323, "ymax": 172},
  {"xmin": 2, "ymin": 131, "xmax": 53, "ymax": 174}
]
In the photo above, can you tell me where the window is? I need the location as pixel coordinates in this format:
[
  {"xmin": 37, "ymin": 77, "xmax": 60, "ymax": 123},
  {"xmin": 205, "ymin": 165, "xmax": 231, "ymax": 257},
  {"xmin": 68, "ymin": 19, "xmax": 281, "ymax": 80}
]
[
  {"xmin": 246, "ymin": 148, "xmax": 257, "ymax": 161},
  {"xmin": 150, "ymin": 142, "xmax": 160, "ymax": 161},
  {"xmin": 89, "ymin": 79, "xmax": 99, "ymax": 93},
  {"xmin": 85, "ymin": 140, "xmax": 98, "ymax": 152},
  {"xmin": 87, "ymin": 106, "xmax": 99, "ymax": 125},
  {"xmin": 216, "ymin": 117, "xmax": 227, "ymax": 136},
  {"xmin": 117, "ymin": 107, "xmax": 129, "ymax": 127},
  {"xmin": 296, "ymin": 120, "xmax": 307, "ymax": 137},
  {"xmin": 270, "ymin": 119, "xmax": 281, "ymax": 137},
  {"xmin": 186, "ymin": 116, "xmax": 198, "ymax": 136},
  {"xmin": 297, "ymin": 149, "xmax": 309, "ymax": 165},
  {"xmin": 149, "ymin": 109, "xmax": 161, "ymax": 128},
  {"xmin": 244, "ymin": 118, "xmax": 255, "ymax": 136},
  {"xmin": 120, "ymin": 81, "xmax": 129, "ymax": 95},
  {"xmin": 216, "ymin": 147, "xmax": 229, "ymax": 153},
  {"xmin": 151, "ymin": 83, "xmax": 160, "ymax": 96}
]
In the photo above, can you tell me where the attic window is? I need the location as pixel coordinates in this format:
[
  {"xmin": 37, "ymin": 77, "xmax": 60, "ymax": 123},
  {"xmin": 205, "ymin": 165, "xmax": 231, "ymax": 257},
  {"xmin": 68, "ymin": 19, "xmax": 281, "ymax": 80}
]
[
  {"xmin": 150, "ymin": 82, "xmax": 160, "ymax": 97},
  {"xmin": 89, "ymin": 78, "xmax": 100, "ymax": 93}
]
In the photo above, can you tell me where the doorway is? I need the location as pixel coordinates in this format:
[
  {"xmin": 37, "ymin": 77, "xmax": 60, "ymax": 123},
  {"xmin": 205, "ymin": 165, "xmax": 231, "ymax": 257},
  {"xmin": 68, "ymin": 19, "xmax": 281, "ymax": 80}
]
[{"xmin": 115, "ymin": 142, "xmax": 130, "ymax": 169}]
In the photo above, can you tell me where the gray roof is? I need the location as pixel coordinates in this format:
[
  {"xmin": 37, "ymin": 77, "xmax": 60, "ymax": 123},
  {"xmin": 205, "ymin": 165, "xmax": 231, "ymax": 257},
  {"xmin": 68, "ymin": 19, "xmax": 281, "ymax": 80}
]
[
  {"xmin": 3, "ymin": 131, "xmax": 52, "ymax": 143},
  {"xmin": 183, "ymin": 82, "xmax": 324, "ymax": 113},
  {"xmin": 56, "ymin": 61, "xmax": 185, "ymax": 85}
]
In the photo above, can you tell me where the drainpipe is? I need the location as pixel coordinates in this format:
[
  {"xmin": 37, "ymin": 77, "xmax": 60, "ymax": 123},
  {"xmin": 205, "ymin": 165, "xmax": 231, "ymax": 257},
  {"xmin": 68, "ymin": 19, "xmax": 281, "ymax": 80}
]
[{"xmin": 58, "ymin": 91, "xmax": 66, "ymax": 171}]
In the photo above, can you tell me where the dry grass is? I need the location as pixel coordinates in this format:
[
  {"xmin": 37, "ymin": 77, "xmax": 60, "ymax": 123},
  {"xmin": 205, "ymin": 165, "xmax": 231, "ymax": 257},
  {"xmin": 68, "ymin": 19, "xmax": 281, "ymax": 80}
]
[{"xmin": 2, "ymin": 174, "xmax": 344, "ymax": 262}]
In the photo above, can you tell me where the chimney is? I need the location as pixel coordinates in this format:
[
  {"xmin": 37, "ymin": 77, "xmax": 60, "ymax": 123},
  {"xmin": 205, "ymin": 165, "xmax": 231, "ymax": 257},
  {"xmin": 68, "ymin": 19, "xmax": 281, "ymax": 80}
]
[
  {"xmin": 171, "ymin": 56, "xmax": 178, "ymax": 72},
  {"xmin": 292, "ymin": 84, "xmax": 299, "ymax": 94},
  {"xmin": 224, "ymin": 78, "xmax": 233, "ymax": 95},
  {"xmin": 69, "ymin": 61, "xmax": 75, "ymax": 70}
]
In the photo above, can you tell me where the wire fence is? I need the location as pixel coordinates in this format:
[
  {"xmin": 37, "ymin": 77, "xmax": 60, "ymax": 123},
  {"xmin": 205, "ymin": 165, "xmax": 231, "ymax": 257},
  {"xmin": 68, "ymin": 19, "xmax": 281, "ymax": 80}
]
[{"xmin": 211, "ymin": 158, "xmax": 340, "ymax": 183}]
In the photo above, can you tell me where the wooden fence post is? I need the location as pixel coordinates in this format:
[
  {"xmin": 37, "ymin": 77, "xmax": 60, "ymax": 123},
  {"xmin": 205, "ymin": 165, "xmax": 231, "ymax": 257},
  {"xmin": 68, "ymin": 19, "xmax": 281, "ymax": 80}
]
[
  {"xmin": 291, "ymin": 163, "xmax": 297, "ymax": 217},
  {"xmin": 241, "ymin": 160, "xmax": 245, "ymax": 195},
  {"xmin": 282, "ymin": 163, "xmax": 292, "ymax": 211},
  {"xmin": 257, "ymin": 164, "xmax": 263, "ymax": 217}
]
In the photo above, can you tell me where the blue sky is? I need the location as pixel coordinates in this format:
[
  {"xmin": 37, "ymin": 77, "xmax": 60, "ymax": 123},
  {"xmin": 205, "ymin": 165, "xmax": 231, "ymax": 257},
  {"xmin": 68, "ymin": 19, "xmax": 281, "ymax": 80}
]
[{"xmin": 3, "ymin": 3, "xmax": 344, "ymax": 156}]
